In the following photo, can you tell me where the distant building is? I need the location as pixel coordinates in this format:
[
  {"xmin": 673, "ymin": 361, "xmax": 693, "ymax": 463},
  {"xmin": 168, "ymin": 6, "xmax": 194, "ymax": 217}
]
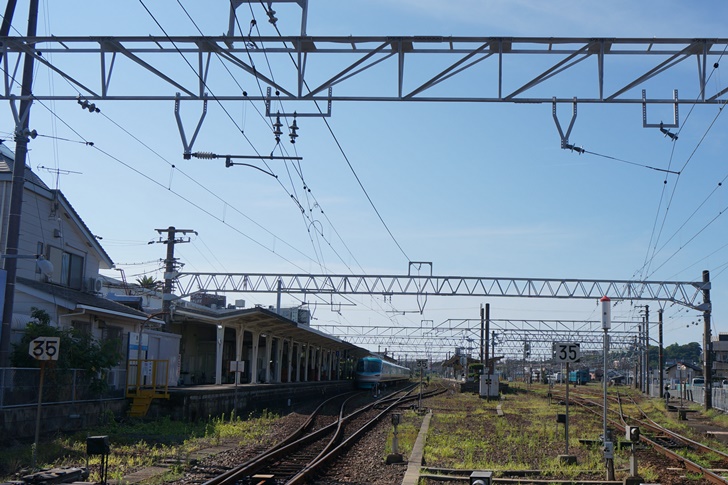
[
  {"xmin": 0, "ymin": 142, "xmax": 179, "ymax": 387},
  {"xmin": 712, "ymin": 333, "xmax": 728, "ymax": 379}
]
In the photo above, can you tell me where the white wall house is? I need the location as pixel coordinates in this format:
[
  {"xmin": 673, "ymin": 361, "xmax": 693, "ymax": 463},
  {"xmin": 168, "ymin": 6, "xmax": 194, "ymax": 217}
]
[{"xmin": 0, "ymin": 142, "xmax": 179, "ymax": 388}]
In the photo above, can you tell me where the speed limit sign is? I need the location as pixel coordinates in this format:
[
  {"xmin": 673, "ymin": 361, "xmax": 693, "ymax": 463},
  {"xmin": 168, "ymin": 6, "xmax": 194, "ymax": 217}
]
[
  {"xmin": 29, "ymin": 337, "xmax": 61, "ymax": 361},
  {"xmin": 552, "ymin": 342, "xmax": 580, "ymax": 363}
]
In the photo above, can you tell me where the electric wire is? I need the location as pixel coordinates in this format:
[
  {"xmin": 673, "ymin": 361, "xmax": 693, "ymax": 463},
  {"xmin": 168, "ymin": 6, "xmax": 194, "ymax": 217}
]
[
  {"xmin": 638, "ymin": 47, "xmax": 728, "ymax": 282},
  {"xmin": 265, "ymin": 14, "xmax": 412, "ymax": 264},
  {"xmin": 581, "ymin": 149, "xmax": 680, "ymax": 174},
  {"xmin": 147, "ymin": 0, "xmax": 334, "ymax": 275},
  {"xmin": 180, "ymin": 2, "xmax": 406, "ymax": 325}
]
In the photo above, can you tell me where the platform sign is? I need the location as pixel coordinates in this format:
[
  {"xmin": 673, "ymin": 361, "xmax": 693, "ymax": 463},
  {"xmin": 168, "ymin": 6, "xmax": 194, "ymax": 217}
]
[
  {"xmin": 229, "ymin": 361, "xmax": 245, "ymax": 372},
  {"xmin": 552, "ymin": 342, "xmax": 580, "ymax": 363},
  {"xmin": 29, "ymin": 336, "xmax": 60, "ymax": 361}
]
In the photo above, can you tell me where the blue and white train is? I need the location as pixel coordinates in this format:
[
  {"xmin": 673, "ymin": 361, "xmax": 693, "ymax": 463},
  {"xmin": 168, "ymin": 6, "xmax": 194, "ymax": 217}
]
[{"xmin": 354, "ymin": 356, "xmax": 410, "ymax": 389}]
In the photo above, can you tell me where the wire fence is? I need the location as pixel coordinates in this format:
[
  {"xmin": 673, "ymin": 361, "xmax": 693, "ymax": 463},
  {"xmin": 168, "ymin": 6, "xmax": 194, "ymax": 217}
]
[{"xmin": 0, "ymin": 367, "xmax": 127, "ymax": 408}]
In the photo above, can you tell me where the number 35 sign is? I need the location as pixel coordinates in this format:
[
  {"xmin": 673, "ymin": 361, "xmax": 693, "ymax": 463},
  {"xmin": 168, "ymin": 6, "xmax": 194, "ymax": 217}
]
[
  {"xmin": 552, "ymin": 342, "xmax": 580, "ymax": 363},
  {"xmin": 29, "ymin": 337, "xmax": 61, "ymax": 361}
]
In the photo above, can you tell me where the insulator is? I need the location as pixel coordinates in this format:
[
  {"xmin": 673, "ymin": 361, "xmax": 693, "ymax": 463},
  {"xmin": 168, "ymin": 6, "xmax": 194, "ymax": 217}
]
[
  {"xmin": 273, "ymin": 115, "xmax": 283, "ymax": 138},
  {"xmin": 192, "ymin": 152, "xmax": 217, "ymax": 159}
]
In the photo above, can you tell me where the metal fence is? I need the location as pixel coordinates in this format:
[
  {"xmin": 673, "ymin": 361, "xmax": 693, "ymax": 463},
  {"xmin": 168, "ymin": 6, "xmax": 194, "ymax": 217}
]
[{"xmin": 0, "ymin": 367, "xmax": 127, "ymax": 408}]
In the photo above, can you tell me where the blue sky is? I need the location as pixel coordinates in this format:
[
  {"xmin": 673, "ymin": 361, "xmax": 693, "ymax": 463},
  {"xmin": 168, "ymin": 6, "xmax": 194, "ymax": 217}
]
[{"xmin": 3, "ymin": 1, "xmax": 728, "ymax": 359}]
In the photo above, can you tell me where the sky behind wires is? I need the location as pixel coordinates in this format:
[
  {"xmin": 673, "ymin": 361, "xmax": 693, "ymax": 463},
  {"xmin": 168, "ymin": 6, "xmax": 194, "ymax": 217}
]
[{"xmin": 3, "ymin": 1, "xmax": 728, "ymax": 358}]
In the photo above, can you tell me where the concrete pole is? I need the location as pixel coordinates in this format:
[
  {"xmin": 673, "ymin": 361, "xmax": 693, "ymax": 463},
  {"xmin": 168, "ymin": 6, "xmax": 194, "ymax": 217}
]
[
  {"xmin": 645, "ymin": 305, "xmax": 650, "ymax": 396},
  {"xmin": 263, "ymin": 335, "xmax": 272, "ymax": 383},
  {"xmin": 658, "ymin": 309, "xmax": 664, "ymax": 398},
  {"xmin": 250, "ymin": 332, "xmax": 259, "ymax": 384},
  {"xmin": 215, "ymin": 324, "xmax": 224, "ymax": 385},
  {"xmin": 304, "ymin": 344, "xmax": 310, "ymax": 381},
  {"xmin": 235, "ymin": 327, "xmax": 245, "ymax": 385},
  {"xmin": 702, "ymin": 270, "xmax": 712, "ymax": 410},
  {"xmin": 0, "ymin": 0, "xmax": 39, "ymax": 367}
]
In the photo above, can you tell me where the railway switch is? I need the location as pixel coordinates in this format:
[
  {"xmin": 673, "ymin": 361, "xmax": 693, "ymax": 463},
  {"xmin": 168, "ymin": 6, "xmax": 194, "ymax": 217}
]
[
  {"xmin": 469, "ymin": 470, "xmax": 493, "ymax": 485},
  {"xmin": 625, "ymin": 426, "xmax": 640, "ymax": 443}
]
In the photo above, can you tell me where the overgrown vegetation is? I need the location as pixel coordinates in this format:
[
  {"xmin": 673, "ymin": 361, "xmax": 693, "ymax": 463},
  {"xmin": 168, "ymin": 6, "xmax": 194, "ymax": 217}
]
[
  {"xmin": 10, "ymin": 308, "xmax": 121, "ymax": 395},
  {"xmin": 0, "ymin": 411, "xmax": 279, "ymax": 481}
]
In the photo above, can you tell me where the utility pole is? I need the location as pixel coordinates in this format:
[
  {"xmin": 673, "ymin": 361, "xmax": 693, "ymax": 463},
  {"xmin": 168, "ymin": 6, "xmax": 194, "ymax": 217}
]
[
  {"xmin": 645, "ymin": 305, "xmax": 650, "ymax": 396},
  {"xmin": 658, "ymin": 308, "xmax": 664, "ymax": 398},
  {"xmin": 154, "ymin": 227, "xmax": 195, "ymax": 325},
  {"xmin": 0, "ymin": 0, "xmax": 39, "ymax": 368},
  {"xmin": 484, "ymin": 303, "xmax": 490, "ymax": 374},
  {"xmin": 479, "ymin": 304, "xmax": 484, "ymax": 364},
  {"xmin": 491, "ymin": 330, "xmax": 496, "ymax": 375},
  {"xmin": 702, "ymin": 270, "xmax": 712, "ymax": 410}
]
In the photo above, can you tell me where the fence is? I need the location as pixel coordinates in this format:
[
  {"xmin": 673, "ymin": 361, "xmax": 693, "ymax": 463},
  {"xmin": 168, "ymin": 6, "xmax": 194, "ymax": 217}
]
[
  {"xmin": 0, "ymin": 367, "xmax": 127, "ymax": 408},
  {"xmin": 688, "ymin": 384, "xmax": 728, "ymax": 411}
]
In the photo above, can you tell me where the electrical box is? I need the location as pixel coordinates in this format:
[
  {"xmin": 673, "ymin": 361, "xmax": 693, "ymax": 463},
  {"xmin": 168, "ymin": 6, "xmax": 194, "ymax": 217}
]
[
  {"xmin": 469, "ymin": 470, "xmax": 493, "ymax": 485},
  {"xmin": 603, "ymin": 441, "xmax": 614, "ymax": 459},
  {"xmin": 479, "ymin": 374, "xmax": 499, "ymax": 398},
  {"xmin": 86, "ymin": 435, "xmax": 110, "ymax": 456},
  {"xmin": 556, "ymin": 413, "xmax": 566, "ymax": 424}
]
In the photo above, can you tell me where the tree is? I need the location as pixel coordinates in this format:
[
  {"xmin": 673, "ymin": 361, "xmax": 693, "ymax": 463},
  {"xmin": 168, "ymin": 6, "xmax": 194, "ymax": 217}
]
[
  {"xmin": 11, "ymin": 308, "xmax": 122, "ymax": 394},
  {"xmin": 136, "ymin": 275, "xmax": 161, "ymax": 290}
]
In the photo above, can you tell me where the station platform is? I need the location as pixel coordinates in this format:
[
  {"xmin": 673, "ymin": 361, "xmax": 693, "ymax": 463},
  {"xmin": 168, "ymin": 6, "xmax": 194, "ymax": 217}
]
[{"xmin": 151, "ymin": 379, "xmax": 357, "ymax": 421}]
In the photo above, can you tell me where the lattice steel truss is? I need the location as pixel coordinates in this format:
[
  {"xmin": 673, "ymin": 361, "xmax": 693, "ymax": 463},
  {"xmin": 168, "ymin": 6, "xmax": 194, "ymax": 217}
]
[
  {"xmin": 311, "ymin": 318, "xmax": 642, "ymax": 362},
  {"xmin": 172, "ymin": 272, "xmax": 708, "ymax": 309},
  {"xmin": 1, "ymin": 36, "xmax": 726, "ymax": 106}
]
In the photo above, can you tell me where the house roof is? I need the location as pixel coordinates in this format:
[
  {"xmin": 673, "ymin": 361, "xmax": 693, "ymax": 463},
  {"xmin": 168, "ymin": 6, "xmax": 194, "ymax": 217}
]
[
  {"xmin": 172, "ymin": 305, "xmax": 370, "ymax": 357},
  {"xmin": 0, "ymin": 143, "xmax": 114, "ymax": 268},
  {"xmin": 666, "ymin": 362, "xmax": 702, "ymax": 372},
  {"xmin": 0, "ymin": 142, "xmax": 51, "ymax": 190},
  {"xmin": 17, "ymin": 276, "xmax": 156, "ymax": 322}
]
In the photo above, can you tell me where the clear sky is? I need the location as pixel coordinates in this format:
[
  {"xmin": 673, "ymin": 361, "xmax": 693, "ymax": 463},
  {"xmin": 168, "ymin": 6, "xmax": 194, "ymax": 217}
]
[{"xmin": 3, "ymin": 1, "xmax": 728, "ymax": 360}]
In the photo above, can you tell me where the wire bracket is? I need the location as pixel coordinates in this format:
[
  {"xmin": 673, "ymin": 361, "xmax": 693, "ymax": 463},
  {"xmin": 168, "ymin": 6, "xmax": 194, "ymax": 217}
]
[
  {"xmin": 265, "ymin": 86, "xmax": 332, "ymax": 118},
  {"xmin": 642, "ymin": 89, "xmax": 679, "ymax": 128},
  {"xmin": 9, "ymin": 95, "xmax": 34, "ymax": 140},
  {"xmin": 552, "ymin": 97, "xmax": 583, "ymax": 152},
  {"xmin": 175, "ymin": 92, "xmax": 208, "ymax": 159}
]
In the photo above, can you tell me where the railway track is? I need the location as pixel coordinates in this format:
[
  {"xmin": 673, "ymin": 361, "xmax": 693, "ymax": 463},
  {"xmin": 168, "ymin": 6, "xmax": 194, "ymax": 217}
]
[
  {"xmin": 197, "ymin": 383, "xmax": 443, "ymax": 485},
  {"xmin": 558, "ymin": 388, "xmax": 728, "ymax": 484}
]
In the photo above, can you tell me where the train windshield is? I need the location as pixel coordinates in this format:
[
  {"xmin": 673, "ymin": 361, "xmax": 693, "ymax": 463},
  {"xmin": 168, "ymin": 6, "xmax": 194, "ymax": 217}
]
[{"xmin": 356, "ymin": 359, "xmax": 383, "ymax": 373}]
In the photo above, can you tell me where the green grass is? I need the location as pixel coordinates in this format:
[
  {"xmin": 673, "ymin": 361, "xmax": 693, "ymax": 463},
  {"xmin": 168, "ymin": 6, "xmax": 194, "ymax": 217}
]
[{"xmin": 0, "ymin": 410, "xmax": 279, "ymax": 482}]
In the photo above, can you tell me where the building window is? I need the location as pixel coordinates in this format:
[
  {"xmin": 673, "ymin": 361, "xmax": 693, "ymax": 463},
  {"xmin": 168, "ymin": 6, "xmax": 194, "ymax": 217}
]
[
  {"xmin": 71, "ymin": 320, "xmax": 92, "ymax": 335},
  {"xmin": 47, "ymin": 246, "xmax": 85, "ymax": 289}
]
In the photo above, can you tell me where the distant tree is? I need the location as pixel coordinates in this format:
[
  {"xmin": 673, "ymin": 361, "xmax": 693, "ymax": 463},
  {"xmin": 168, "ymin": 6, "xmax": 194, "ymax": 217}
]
[
  {"xmin": 10, "ymin": 308, "xmax": 122, "ymax": 393},
  {"xmin": 663, "ymin": 342, "xmax": 702, "ymax": 365},
  {"xmin": 136, "ymin": 275, "xmax": 161, "ymax": 290}
]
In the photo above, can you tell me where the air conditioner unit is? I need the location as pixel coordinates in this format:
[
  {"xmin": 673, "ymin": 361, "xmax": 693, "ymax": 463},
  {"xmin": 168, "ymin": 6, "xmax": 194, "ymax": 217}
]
[{"xmin": 87, "ymin": 277, "xmax": 103, "ymax": 293}]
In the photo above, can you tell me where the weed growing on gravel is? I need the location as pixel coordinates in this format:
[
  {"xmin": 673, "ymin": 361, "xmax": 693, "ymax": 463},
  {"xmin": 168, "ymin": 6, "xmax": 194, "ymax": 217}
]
[
  {"xmin": 384, "ymin": 410, "xmax": 420, "ymax": 457},
  {"xmin": 0, "ymin": 410, "xmax": 279, "ymax": 482}
]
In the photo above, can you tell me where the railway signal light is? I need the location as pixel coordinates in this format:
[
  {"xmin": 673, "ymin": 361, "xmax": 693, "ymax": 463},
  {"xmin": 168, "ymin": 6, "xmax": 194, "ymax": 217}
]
[{"xmin": 625, "ymin": 425, "xmax": 640, "ymax": 443}]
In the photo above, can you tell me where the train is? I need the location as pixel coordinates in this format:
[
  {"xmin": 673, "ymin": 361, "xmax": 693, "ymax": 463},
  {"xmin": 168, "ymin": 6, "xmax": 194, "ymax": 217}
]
[
  {"xmin": 354, "ymin": 356, "xmax": 411, "ymax": 389},
  {"xmin": 568, "ymin": 369, "xmax": 591, "ymax": 385}
]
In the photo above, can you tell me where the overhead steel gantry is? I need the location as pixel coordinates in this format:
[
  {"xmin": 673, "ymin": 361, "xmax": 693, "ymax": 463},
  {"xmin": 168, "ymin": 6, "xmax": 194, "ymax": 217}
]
[
  {"xmin": 1, "ymin": 36, "xmax": 727, "ymax": 106},
  {"xmin": 311, "ymin": 319, "xmax": 642, "ymax": 360},
  {"xmin": 172, "ymin": 272, "xmax": 708, "ymax": 310}
]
